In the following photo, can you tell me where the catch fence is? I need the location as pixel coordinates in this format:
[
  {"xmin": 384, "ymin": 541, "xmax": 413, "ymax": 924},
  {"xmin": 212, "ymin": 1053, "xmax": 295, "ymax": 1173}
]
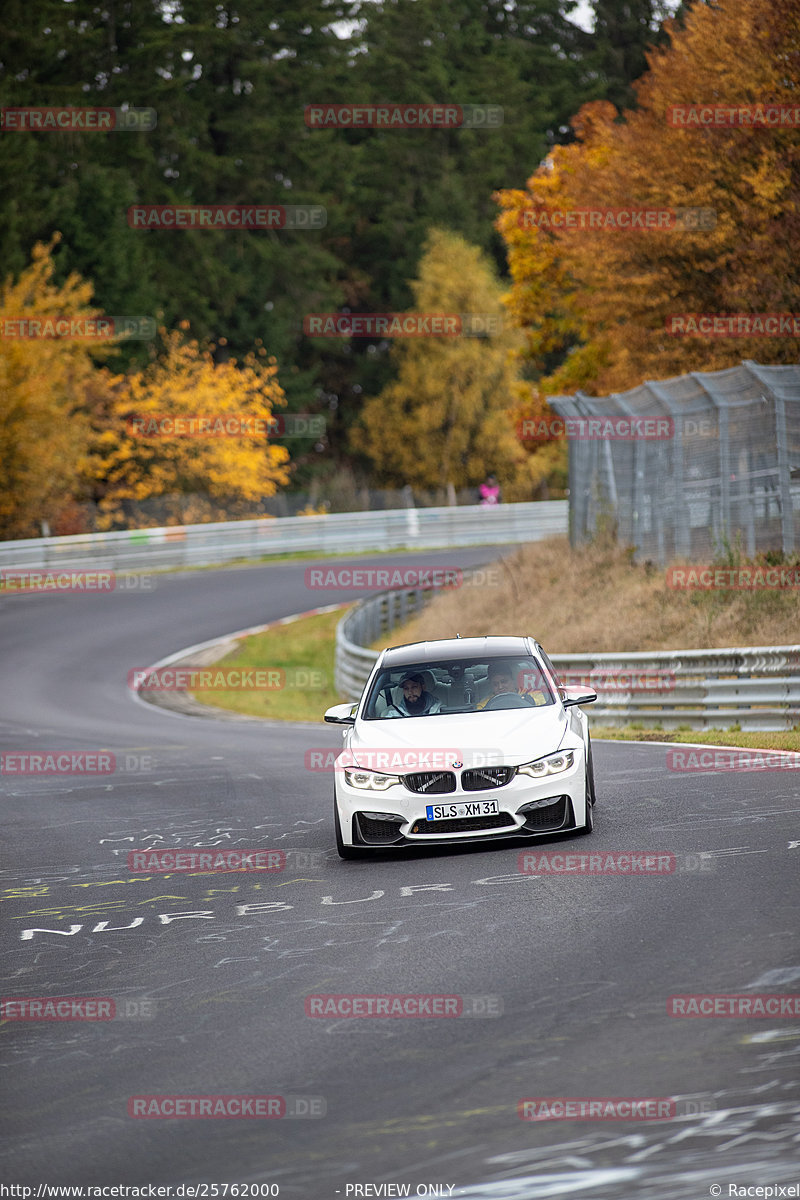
[{"xmin": 548, "ymin": 361, "xmax": 800, "ymax": 564}]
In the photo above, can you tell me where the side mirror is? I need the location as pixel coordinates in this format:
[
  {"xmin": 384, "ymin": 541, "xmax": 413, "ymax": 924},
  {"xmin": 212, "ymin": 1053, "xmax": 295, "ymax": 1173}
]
[
  {"xmin": 561, "ymin": 688, "xmax": 597, "ymax": 708},
  {"xmin": 324, "ymin": 702, "xmax": 357, "ymax": 725}
]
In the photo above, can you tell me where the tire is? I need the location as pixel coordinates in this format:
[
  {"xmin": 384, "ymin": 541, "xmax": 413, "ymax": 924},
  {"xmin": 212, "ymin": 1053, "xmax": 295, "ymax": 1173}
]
[
  {"xmin": 586, "ymin": 738, "xmax": 597, "ymax": 807},
  {"xmin": 575, "ymin": 751, "xmax": 594, "ymax": 836},
  {"xmin": 334, "ymin": 792, "xmax": 368, "ymax": 860}
]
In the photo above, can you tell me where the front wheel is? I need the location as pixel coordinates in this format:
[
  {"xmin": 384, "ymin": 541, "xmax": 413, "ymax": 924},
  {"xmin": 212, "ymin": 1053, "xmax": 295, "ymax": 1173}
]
[
  {"xmin": 575, "ymin": 756, "xmax": 594, "ymax": 836},
  {"xmin": 586, "ymin": 738, "xmax": 597, "ymax": 807}
]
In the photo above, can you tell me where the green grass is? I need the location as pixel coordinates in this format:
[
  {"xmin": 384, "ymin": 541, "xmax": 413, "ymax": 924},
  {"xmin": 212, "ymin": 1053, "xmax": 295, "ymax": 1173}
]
[
  {"xmin": 589, "ymin": 725, "xmax": 800, "ymax": 751},
  {"xmin": 190, "ymin": 607, "xmax": 345, "ymax": 722}
]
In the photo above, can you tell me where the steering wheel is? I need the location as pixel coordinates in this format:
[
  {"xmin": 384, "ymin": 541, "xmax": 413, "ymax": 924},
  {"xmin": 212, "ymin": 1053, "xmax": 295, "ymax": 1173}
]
[{"xmin": 483, "ymin": 691, "xmax": 530, "ymax": 710}]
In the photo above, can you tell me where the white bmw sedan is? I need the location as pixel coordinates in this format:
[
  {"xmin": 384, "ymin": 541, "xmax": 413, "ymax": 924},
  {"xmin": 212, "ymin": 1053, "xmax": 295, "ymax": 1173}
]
[{"xmin": 324, "ymin": 636, "xmax": 597, "ymax": 859}]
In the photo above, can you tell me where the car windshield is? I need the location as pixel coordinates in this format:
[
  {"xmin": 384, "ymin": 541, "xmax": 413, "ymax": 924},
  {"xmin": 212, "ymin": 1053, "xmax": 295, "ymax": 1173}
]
[{"xmin": 361, "ymin": 655, "xmax": 555, "ymax": 719}]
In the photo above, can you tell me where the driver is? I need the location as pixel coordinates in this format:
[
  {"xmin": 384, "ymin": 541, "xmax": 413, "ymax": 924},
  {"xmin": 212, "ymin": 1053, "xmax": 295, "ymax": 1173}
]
[{"xmin": 476, "ymin": 664, "xmax": 547, "ymax": 708}]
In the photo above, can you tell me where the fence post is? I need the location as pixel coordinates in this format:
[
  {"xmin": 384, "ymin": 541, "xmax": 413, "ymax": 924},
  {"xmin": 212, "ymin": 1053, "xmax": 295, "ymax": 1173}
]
[{"xmin": 775, "ymin": 395, "xmax": 795, "ymax": 555}]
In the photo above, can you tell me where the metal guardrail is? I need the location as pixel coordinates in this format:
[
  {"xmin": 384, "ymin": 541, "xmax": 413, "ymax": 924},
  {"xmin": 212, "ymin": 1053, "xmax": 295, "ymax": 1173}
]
[
  {"xmin": 335, "ymin": 587, "xmax": 800, "ymax": 731},
  {"xmin": 0, "ymin": 502, "xmax": 567, "ymax": 572}
]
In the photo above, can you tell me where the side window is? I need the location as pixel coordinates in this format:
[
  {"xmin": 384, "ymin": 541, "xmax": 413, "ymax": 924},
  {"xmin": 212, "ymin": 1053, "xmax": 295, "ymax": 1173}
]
[{"xmin": 537, "ymin": 647, "xmax": 563, "ymax": 693}]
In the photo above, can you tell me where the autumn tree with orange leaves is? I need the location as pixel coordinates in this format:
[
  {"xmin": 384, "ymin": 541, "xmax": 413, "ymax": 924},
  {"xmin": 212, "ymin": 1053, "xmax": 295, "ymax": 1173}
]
[
  {"xmin": 496, "ymin": 0, "xmax": 800, "ymax": 455},
  {"xmin": 0, "ymin": 241, "xmax": 291, "ymax": 537},
  {"xmin": 85, "ymin": 328, "xmax": 290, "ymax": 530}
]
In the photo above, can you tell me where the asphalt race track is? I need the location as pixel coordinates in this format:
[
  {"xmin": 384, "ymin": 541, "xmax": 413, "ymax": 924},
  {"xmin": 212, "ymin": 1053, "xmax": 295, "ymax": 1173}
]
[{"xmin": 1, "ymin": 549, "xmax": 798, "ymax": 1199}]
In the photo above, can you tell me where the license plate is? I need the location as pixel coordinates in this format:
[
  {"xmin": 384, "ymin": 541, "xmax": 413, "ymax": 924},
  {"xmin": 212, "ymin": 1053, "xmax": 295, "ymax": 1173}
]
[{"xmin": 425, "ymin": 800, "xmax": 500, "ymax": 820}]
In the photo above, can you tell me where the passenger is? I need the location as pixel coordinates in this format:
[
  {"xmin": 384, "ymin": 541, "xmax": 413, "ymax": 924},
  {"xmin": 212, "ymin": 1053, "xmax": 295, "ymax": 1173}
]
[{"xmin": 386, "ymin": 673, "xmax": 442, "ymax": 717}]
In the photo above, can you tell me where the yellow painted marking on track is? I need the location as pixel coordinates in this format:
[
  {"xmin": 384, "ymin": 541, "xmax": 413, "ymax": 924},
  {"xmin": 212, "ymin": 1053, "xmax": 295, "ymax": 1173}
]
[
  {"xmin": 70, "ymin": 877, "xmax": 166, "ymax": 888},
  {"xmin": 11, "ymin": 895, "xmax": 188, "ymax": 917},
  {"xmin": 274, "ymin": 878, "xmax": 325, "ymax": 887},
  {"xmin": 0, "ymin": 887, "xmax": 52, "ymax": 901},
  {"xmin": 351, "ymin": 1104, "xmax": 510, "ymax": 1138}
]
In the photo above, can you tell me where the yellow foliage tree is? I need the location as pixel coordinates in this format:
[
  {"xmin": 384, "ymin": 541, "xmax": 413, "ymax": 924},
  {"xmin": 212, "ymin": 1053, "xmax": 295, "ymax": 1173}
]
[
  {"xmin": 85, "ymin": 327, "xmax": 291, "ymax": 529},
  {"xmin": 497, "ymin": 0, "xmax": 800, "ymax": 400},
  {"xmin": 0, "ymin": 237, "xmax": 102, "ymax": 538},
  {"xmin": 351, "ymin": 229, "xmax": 554, "ymax": 499}
]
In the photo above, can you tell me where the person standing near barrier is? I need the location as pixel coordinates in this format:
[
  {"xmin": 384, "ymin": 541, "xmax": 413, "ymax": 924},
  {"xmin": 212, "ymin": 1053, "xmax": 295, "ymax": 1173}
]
[{"xmin": 479, "ymin": 474, "xmax": 501, "ymax": 505}]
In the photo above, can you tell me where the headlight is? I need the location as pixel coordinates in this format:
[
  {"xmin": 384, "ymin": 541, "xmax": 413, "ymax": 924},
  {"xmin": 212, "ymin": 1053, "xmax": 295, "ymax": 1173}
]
[
  {"xmin": 517, "ymin": 750, "xmax": 575, "ymax": 778},
  {"xmin": 343, "ymin": 769, "xmax": 401, "ymax": 791}
]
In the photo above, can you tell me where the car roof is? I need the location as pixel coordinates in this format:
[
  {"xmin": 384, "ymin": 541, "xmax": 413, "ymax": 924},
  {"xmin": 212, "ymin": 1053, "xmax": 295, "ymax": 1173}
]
[{"xmin": 380, "ymin": 636, "xmax": 537, "ymax": 668}]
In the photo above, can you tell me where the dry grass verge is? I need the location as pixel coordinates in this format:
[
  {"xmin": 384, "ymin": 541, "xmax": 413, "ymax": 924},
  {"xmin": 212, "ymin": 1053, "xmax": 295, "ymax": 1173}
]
[{"xmin": 384, "ymin": 536, "xmax": 800, "ymax": 653}]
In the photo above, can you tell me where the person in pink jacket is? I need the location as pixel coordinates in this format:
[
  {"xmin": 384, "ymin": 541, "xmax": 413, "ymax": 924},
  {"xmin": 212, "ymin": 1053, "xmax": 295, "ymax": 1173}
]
[{"xmin": 479, "ymin": 474, "xmax": 501, "ymax": 505}]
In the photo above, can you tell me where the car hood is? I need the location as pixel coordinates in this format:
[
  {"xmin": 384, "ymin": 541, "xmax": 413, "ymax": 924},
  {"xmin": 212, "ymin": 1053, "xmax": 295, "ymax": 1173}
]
[{"xmin": 348, "ymin": 708, "xmax": 570, "ymax": 769}]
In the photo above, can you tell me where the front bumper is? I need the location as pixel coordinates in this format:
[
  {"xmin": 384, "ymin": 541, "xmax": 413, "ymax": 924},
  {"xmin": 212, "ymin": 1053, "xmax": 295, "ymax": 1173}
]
[{"xmin": 335, "ymin": 754, "xmax": 588, "ymax": 848}]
